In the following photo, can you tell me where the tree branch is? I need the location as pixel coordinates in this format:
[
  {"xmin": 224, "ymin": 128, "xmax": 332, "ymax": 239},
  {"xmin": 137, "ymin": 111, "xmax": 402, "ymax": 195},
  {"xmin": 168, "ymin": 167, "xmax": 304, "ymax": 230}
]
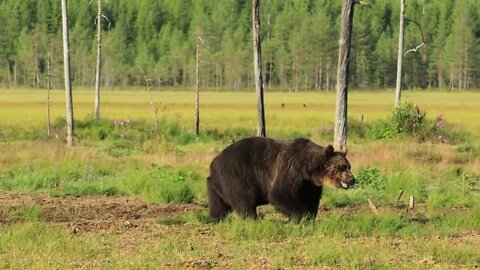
[
  {"xmin": 354, "ymin": 0, "xmax": 369, "ymax": 6},
  {"xmin": 403, "ymin": 17, "xmax": 425, "ymax": 56}
]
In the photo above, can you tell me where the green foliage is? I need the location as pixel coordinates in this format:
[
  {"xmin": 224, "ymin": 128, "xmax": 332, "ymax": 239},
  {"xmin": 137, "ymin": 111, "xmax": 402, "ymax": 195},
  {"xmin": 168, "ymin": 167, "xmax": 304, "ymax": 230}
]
[
  {"xmin": 366, "ymin": 120, "xmax": 397, "ymax": 139},
  {"xmin": 354, "ymin": 167, "xmax": 387, "ymax": 191},
  {"xmin": 1, "ymin": 0, "xmax": 480, "ymax": 89},
  {"xmin": 0, "ymin": 160, "xmax": 201, "ymax": 204},
  {"xmin": 392, "ymin": 103, "xmax": 426, "ymax": 134},
  {"xmin": 120, "ymin": 164, "xmax": 199, "ymax": 204},
  {"xmin": 150, "ymin": 165, "xmax": 196, "ymax": 204},
  {"xmin": 345, "ymin": 103, "xmax": 468, "ymax": 143}
]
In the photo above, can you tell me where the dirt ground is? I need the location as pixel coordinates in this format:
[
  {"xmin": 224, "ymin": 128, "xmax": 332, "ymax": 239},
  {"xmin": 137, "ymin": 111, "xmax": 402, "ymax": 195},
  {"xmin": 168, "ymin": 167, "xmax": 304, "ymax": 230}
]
[{"xmin": 0, "ymin": 191, "xmax": 205, "ymax": 233}]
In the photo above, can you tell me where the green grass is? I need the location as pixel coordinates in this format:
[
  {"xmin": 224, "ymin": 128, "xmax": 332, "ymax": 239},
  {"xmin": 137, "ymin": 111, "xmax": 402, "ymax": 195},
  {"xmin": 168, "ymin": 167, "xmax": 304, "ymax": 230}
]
[
  {"xmin": 0, "ymin": 88, "xmax": 479, "ymax": 269},
  {"xmin": 1, "ymin": 219, "xmax": 478, "ymax": 269},
  {"xmin": 0, "ymin": 157, "xmax": 201, "ymax": 204}
]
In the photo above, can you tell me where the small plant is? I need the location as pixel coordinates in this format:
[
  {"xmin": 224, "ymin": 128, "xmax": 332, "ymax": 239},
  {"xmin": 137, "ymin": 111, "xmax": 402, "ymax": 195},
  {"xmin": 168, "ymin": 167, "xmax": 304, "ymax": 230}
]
[
  {"xmin": 354, "ymin": 167, "xmax": 387, "ymax": 191},
  {"xmin": 8, "ymin": 205, "xmax": 43, "ymax": 222}
]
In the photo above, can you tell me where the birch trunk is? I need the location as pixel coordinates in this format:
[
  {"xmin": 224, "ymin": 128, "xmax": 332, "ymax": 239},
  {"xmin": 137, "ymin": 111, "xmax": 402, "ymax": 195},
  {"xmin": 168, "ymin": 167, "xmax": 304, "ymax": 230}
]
[
  {"xmin": 61, "ymin": 0, "xmax": 74, "ymax": 146},
  {"xmin": 47, "ymin": 38, "xmax": 52, "ymax": 137},
  {"xmin": 252, "ymin": 0, "xmax": 266, "ymax": 137},
  {"xmin": 334, "ymin": 0, "xmax": 356, "ymax": 153},
  {"xmin": 394, "ymin": 0, "xmax": 405, "ymax": 107},
  {"xmin": 94, "ymin": 0, "xmax": 102, "ymax": 119},
  {"xmin": 195, "ymin": 37, "xmax": 200, "ymax": 138}
]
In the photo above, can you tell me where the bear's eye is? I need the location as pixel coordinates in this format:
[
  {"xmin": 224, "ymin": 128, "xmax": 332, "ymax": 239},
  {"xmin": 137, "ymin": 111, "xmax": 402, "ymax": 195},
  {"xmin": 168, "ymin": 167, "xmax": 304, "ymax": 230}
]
[{"xmin": 339, "ymin": 165, "xmax": 348, "ymax": 171}]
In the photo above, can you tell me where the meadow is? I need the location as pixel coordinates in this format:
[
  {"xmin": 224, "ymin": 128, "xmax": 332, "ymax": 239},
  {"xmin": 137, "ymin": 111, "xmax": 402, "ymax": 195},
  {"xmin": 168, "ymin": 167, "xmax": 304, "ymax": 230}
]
[{"xmin": 0, "ymin": 88, "xmax": 479, "ymax": 269}]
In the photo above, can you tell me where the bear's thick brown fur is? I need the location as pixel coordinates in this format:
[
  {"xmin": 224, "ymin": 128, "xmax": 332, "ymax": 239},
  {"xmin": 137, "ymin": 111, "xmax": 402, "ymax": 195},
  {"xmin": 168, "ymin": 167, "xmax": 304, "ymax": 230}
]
[{"xmin": 207, "ymin": 137, "xmax": 355, "ymax": 220}]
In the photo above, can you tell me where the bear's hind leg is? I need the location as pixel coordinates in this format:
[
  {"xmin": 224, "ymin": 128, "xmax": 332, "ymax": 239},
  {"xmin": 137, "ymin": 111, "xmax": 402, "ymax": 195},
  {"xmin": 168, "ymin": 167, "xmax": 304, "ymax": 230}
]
[{"xmin": 207, "ymin": 183, "xmax": 232, "ymax": 221}]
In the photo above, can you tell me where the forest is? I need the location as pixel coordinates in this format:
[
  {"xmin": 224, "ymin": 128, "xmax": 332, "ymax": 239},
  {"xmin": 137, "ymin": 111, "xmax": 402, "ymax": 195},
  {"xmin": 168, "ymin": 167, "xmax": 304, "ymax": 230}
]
[{"xmin": 0, "ymin": 0, "xmax": 479, "ymax": 91}]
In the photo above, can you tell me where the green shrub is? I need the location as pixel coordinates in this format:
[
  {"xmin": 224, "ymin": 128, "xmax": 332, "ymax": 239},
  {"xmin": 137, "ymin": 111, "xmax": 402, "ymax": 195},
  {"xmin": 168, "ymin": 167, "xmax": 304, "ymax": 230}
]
[
  {"xmin": 392, "ymin": 102, "xmax": 425, "ymax": 134},
  {"xmin": 366, "ymin": 120, "xmax": 397, "ymax": 139},
  {"xmin": 353, "ymin": 167, "xmax": 387, "ymax": 191}
]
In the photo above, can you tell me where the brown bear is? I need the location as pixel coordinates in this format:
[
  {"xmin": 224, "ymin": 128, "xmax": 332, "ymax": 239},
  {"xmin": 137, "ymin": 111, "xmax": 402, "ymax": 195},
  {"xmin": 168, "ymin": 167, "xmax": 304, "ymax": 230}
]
[{"xmin": 206, "ymin": 137, "xmax": 355, "ymax": 221}]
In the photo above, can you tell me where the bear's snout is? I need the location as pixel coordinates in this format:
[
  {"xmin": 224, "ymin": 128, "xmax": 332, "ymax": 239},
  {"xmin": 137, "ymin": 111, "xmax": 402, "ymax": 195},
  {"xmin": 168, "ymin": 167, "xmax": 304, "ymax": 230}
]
[
  {"xmin": 349, "ymin": 176, "xmax": 356, "ymax": 186},
  {"xmin": 340, "ymin": 176, "xmax": 355, "ymax": 189}
]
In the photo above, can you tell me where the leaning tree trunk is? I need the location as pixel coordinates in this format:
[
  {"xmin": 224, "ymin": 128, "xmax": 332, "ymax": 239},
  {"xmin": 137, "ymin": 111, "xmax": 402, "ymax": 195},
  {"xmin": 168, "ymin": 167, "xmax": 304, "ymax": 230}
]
[
  {"xmin": 334, "ymin": 0, "xmax": 358, "ymax": 153},
  {"xmin": 61, "ymin": 0, "xmax": 74, "ymax": 146},
  {"xmin": 94, "ymin": 0, "xmax": 102, "ymax": 119},
  {"xmin": 252, "ymin": 0, "xmax": 266, "ymax": 137},
  {"xmin": 394, "ymin": 0, "xmax": 405, "ymax": 107}
]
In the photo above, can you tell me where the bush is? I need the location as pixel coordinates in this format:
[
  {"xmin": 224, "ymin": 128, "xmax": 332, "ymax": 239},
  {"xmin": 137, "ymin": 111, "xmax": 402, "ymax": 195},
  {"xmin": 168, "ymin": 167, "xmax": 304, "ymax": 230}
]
[
  {"xmin": 353, "ymin": 167, "xmax": 387, "ymax": 191},
  {"xmin": 392, "ymin": 102, "xmax": 426, "ymax": 134},
  {"xmin": 366, "ymin": 121, "xmax": 397, "ymax": 139}
]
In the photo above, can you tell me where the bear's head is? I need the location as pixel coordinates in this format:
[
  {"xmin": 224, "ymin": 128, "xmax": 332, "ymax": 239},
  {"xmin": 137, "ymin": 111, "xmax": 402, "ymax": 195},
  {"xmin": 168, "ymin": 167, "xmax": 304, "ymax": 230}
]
[{"xmin": 309, "ymin": 145, "xmax": 355, "ymax": 189}]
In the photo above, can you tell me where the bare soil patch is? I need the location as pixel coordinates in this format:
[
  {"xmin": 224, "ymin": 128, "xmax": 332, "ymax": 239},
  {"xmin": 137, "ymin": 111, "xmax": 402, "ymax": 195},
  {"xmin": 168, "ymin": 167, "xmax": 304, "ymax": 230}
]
[{"xmin": 0, "ymin": 191, "xmax": 205, "ymax": 233}]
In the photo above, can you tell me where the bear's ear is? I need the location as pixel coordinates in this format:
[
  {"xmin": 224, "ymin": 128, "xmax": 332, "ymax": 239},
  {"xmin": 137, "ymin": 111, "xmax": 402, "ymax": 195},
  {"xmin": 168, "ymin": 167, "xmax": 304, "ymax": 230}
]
[{"xmin": 325, "ymin": 145, "xmax": 334, "ymax": 156}]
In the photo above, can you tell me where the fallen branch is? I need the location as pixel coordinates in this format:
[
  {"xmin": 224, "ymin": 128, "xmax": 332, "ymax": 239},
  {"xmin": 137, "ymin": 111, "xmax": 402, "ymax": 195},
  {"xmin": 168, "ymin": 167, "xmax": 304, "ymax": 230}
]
[
  {"xmin": 367, "ymin": 199, "xmax": 379, "ymax": 216},
  {"xmin": 396, "ymin": 189, "xmax": 404, "ymax": 203},
  {"xmin": 409, "ymin": 195, "xmax": 415, "ymax": 209}
]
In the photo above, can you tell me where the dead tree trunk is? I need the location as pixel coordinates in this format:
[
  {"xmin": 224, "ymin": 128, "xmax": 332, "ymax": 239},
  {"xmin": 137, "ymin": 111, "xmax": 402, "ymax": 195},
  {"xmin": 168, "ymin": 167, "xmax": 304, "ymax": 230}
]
[
  {"xmin": 334, "ymin": 0, "xmax": 360, "ymax": 153},
  {"xmin": 34, "ymin": 24, "xmax": 40, "ymax": 88},
  {"xmin": 61, "ymin": 0, "xmax": 74, "ymax": 146},
  {"xmin": 252, "ymin": 0, "xmax": 266, "ymax": 137},
  {"xmin": 195, "ymin": 36, "xmax": 201, "ymax": 138},
  {"xmin": 94, "ymin": 0, "xmax": 102, "ymax": 119},
  {"xmin": 5, "ymin": 59, "xmax": 11, "ymax": 88},
  {"xmin": 140, "ymin": 67, "xmax": 161, "ymax": 141},
  {"xmin": 394, "ymin": 0, "xmax": 405, "ymax": 107},
  {"xmin": 47, "ymin": 37, "xmax": 52, "ymax": 137}
]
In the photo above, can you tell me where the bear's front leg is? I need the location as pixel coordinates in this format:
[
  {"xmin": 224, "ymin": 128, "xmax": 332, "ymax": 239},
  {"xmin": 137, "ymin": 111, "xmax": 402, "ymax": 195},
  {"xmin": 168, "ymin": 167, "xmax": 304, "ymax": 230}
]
[{"xmin": 268, "ymin": 187, "xmax": 312, "ymax": 220}]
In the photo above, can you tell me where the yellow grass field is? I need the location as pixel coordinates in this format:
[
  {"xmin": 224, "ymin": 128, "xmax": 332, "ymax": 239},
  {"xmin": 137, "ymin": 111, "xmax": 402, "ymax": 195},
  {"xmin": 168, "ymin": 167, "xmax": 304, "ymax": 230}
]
[{"xmin": 1, "ymin": 89, "xmax": 479, "ymax": 135}]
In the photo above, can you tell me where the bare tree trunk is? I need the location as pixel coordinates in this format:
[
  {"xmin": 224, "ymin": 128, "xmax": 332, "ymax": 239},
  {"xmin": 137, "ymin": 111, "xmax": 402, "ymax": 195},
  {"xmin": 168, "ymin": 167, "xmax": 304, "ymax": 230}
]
[
  {"xmin": 5, "ymin": 59, "xmax": 11, "ymax": 88},
  {"xmin": 334, "ymin": 0, "xmax": 357, "ymax": 153},
  {"xmin": 182, "ymin": 61, "xmax": 187, "ymax": 87},
  {"xmin": 326, "ymin": 57, "xmax": 331, "ymax": 90},
  {"xmin": 252, "ymin": 0, "xmax": 266, "ymax": 137},
  {"xmin": 94, "ymin": 0, "xmax": 102, "ymax": 119},
  {"xmin": 13, "ymin": 61, "xmax": 17, "ymax": 87},
  {"xmin": 463, "ymin": 45, "xmax": 468, "ymax": 90},
  {"xmin": 140, "ymin": 67, "xmax": 161, "ymax": 140},
  {"xmin": 62, "ymin": 0, "xmax": 74, "ymax": 146},
  {"xmin": 47, "ymin": 37, "xmax": 52, "ymax": 137},
  {"xmin": 34, "ymin": 24, "xmax": 40, "ymax": 88},
  {"xmin": 195, "ymin": 36, "xmax": 200, "ymax": 138},
  {"xmin": 395, "ymin": 0, "xmax": 405, "ymax": 107}
]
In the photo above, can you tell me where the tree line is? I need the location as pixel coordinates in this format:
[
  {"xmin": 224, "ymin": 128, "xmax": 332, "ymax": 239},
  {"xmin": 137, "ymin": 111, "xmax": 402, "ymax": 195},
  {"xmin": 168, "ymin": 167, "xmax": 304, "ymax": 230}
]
[{"xmin": 0, "ymin": 0, "xmax": 479, "ymax": 91}]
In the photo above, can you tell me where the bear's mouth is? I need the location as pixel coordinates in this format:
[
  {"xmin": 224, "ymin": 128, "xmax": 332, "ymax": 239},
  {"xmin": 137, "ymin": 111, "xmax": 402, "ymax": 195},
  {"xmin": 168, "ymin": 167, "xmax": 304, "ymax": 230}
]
[{"xmin": 340, "ymin": 181, "xmax": 350, "ymax": 189}]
